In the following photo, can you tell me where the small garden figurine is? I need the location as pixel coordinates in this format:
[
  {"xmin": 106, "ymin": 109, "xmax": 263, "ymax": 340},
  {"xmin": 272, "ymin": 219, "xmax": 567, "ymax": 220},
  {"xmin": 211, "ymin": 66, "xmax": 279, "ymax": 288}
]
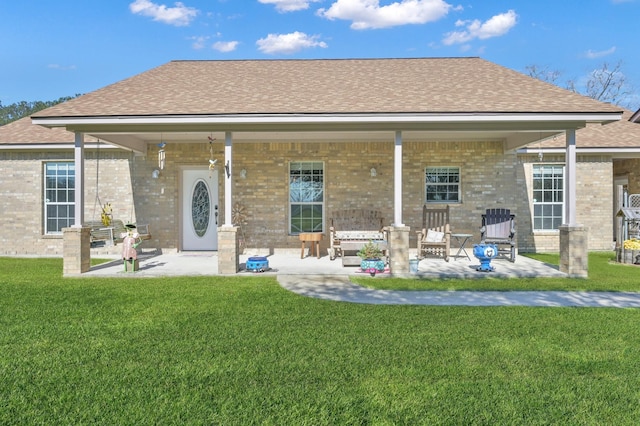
[{"xmin": 122, "ymin": 224, "xmax": 142, "ymax": 272}]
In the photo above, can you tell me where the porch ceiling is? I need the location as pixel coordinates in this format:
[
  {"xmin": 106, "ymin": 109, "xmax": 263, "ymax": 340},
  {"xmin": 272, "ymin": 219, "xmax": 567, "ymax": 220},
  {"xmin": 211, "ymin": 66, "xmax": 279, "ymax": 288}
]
[
  {"xmin": 33, "ymin": 112, "xmax": 620, "ymax": 154},
  {"xmin": 89, "ymin": 129, "xmax": 564, "ymax": 154}
]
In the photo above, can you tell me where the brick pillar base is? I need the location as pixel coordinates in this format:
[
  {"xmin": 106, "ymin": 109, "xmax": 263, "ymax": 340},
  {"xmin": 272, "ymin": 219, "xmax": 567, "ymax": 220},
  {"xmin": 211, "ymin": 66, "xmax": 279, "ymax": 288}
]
[
  {"xmin": 388, "ymin": 225, "xmax": 410, "ymax": 275},
  {"xmin": 218, "ymin": 226, "xmax": 239, "ymax": 274},
  {"xmin": 559, "ymin": 225, "xmax": 588, "ymax": 278},
  {"xmin": 63, "ymin": 227, "xmax": 91, "ymax": 275}
]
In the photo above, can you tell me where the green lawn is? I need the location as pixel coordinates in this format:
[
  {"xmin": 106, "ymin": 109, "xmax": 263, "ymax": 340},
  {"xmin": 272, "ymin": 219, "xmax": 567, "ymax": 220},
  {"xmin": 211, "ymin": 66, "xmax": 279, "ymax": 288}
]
[{"xmin": 1, "ymin": 255, "xmax": 640, "ymax": 424}]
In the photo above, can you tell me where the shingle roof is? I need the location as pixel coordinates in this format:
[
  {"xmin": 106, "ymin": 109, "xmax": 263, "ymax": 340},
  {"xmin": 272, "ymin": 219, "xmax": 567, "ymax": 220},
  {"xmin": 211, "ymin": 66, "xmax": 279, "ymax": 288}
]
[
  {"xmin": 537, "ymin": 109, "xmax": 640, "ymax": 148},
  {"xmin": 0, "ymin": 116, "xmax": 96, "ymax": 145},
  {"xmin": 32, "ymin": 57, "xmax": 621, "ymax": 118}
]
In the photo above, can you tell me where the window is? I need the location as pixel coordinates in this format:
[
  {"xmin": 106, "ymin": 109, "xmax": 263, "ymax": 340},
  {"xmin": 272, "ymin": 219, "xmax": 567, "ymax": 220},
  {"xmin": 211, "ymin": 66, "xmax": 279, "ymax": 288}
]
[
  {"xmin": 289, "ymin": 162, "xmax": 323, "ymax": 234},
  {"xmin": 425, "ymin": 167, "xmax": 460, "ymax": 203},
  {"xmin": 532, "ymin": 164, "xmax": 564, "ymax": 231},
  {"xmin": 44, "ymin": 162, "xmax": 75, "ymax": 234}
]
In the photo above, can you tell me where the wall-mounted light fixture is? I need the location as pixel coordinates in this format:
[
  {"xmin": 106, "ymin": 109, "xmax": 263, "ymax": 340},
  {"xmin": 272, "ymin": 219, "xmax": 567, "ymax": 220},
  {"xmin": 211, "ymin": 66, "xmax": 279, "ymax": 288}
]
[
  {"xmin": 152, "ymin": 169, "xmax": 160, "ymax": 179},
  {"xmin": 370, "ymin": 167, "xmax": 377, "ymax": 177},
  {"xmin": 240, "ymin": 169, "xmax": 247, "ymax": 179}
]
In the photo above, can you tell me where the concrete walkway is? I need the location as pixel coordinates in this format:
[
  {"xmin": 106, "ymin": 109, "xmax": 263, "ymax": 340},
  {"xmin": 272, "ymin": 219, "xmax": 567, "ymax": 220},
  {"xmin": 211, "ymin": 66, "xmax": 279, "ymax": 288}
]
[
  {"xmin": 83, "ymin": 251, "xmax": 640, "ymax": 308},
  {"xmin": 277, "ymin": 275, "xmax": 640, "ymax": 308}
]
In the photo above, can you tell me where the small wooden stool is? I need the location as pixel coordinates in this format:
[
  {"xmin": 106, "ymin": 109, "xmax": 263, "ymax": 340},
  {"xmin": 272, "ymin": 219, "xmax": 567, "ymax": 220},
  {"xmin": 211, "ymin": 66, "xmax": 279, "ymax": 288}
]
[{"xmin": 299, "ymin": 233, "xmax": 322, "ymax": 259}]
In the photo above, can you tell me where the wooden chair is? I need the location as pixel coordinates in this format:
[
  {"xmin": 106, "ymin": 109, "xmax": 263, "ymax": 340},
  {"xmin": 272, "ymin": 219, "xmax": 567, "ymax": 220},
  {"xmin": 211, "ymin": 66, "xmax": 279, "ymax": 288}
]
[
  {"xmin": 480, "ymin": 208, "xmax": 516, "ymax": 262},
  {"xmin": 416, "ymin": 205, "xmax": 451, "ymax": 261}
]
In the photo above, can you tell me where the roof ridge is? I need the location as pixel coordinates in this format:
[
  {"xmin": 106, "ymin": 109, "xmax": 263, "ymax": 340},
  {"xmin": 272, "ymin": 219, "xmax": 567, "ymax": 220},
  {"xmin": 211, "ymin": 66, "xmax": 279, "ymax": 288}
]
[{"xmin": 169, "ymin": 57, "xmax": 482, "ymax": 63}]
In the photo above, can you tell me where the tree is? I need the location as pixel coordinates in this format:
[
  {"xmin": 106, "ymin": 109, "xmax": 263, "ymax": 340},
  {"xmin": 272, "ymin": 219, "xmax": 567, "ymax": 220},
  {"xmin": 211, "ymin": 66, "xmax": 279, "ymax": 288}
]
[
  {"xmin": 526, "ymin": 60, "xmax": 637, "ymax": 110},
  {"xmin": 0, "ymin": 95, "xmax": 80, "ymax": 126},
  {"xmin": 524, "ymin": 64, "xmax": 562, "ymax": 85}
]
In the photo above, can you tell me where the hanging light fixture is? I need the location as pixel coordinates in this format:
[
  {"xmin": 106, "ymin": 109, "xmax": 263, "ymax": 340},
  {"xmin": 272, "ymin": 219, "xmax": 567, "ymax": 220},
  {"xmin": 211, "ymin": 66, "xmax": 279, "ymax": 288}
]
[
  {"xmin": 157, "ymin": 135, "xmax": 166, "ymax": 170},
  {"xmin": 537, "ymin": 132, "xmax": 544, "ymax": 162}
]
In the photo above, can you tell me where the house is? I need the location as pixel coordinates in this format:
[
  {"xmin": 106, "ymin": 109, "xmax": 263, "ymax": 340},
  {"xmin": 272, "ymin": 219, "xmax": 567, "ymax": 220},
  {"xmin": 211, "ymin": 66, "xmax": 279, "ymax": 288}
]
[{"xmin": 0, "ymin": 57, "xmax": 630, "ymax": 276}]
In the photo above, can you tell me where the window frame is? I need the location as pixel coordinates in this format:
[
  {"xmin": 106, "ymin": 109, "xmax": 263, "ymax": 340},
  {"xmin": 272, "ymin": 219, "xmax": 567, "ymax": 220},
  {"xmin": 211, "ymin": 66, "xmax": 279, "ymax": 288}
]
[
  {"xmin": 532, "ymin": 163, "xmax": 565, "ymax": 232},
  {"xmin": 44, "ymin": 161, "xmax": 75, "ymax": 235},
  {"xmin": 424, "ymin": 166, "xmax": 461, "ymax": 203},
  {"xmin": 288, "ymin": 161, "xmax": 324, "ymax": 235}
]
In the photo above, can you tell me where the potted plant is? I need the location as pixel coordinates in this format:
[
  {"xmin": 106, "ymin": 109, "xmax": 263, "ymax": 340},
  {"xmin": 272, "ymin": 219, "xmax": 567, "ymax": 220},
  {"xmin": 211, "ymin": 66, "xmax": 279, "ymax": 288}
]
[{"xmin": 357, "ymin": 240, "xmax": 386, "ymax": 276}]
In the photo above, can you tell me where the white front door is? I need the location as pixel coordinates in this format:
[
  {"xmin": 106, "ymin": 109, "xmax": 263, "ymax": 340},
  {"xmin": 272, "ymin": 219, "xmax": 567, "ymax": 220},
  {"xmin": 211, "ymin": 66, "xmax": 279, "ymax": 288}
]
[{"xmin": 182, "ymin": 169, "xmax": 218, "ymax": 250}]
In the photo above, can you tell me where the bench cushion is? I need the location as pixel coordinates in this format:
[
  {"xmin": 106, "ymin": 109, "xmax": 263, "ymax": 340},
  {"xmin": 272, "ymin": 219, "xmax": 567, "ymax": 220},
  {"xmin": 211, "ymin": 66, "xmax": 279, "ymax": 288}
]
[{"xmin": 334, "ymin": 231, "xmax": 385, "ymax": 240}]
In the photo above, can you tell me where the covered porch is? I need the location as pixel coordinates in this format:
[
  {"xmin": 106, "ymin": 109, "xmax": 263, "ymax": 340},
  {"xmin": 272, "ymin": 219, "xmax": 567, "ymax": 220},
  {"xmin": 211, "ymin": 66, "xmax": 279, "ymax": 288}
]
[{"xmin": 52, "ymin": 122, "xmax": 603, "ymax": 278}]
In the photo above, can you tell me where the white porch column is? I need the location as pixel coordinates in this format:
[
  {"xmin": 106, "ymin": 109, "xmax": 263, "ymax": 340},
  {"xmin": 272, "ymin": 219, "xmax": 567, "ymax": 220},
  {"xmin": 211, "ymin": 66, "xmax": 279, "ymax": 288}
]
[
  {"xmin": 559, "ymin": 128, "xmax": 588, "ymax": 277},
  {"xmin": 224, "ymin": 131, "xmax": 233, "ymax": 227},
  {"xmin": 74, "ymin": 132, "xmax": 85, "ymax": 227},
  {"xmin": 63, "ymin": 131, "xmax": 90, "ymax": 275},
  {"xmin": 393, "ymin": 130, "xmax": 404, "ymax": 226},
  {"xmin": 218, "ymin": 131, "xmax": 239, "ymax": 274},
  {"xmin": 565, "ymin": 129, "xmax": 577, "ymax": 226},
  {"xmin": 388, "ymin": 130, "xmax": 410, "ymax": 276}
]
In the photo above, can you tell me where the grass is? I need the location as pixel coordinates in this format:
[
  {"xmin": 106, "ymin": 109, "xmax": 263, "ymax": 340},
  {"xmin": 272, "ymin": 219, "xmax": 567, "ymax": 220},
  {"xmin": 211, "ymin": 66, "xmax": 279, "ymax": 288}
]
[
  {"xmin": 354, "ymin": 252, "xmax": 640, "ymax": 292},
  {"xmin": 1, "ymin": 255, "xmax": 640, "ymax": 424}
]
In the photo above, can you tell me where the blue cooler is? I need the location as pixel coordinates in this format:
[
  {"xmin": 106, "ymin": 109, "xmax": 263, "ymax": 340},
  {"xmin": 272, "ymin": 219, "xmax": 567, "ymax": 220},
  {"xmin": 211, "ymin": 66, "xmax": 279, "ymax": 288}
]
[{"xmin": 246, "ymin": 256, "xmax": 269, "ymax": 272}]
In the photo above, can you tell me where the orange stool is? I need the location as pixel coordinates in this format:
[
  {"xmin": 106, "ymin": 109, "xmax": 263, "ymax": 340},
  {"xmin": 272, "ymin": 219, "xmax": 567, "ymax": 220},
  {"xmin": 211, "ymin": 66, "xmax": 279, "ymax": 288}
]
[{"xmin": 299, "ymin": 233, "xmax": 323, "ymax": 259}]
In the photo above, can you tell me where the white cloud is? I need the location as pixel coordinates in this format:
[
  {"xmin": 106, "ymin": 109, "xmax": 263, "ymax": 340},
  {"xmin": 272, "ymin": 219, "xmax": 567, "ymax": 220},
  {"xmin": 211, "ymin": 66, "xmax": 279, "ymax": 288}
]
[
  {"xmin": 256, "ymin": 31, "xmax": 328, "ymax": 54},
  {"xmin": 258, "ymin": 0, "xmax": 322, "ymax": 12},
  {"xmin": 442, "ymin": 9, "xmax": 517, "ymax": 45},
  {"xmin": 189, "ymin": 36, "xmax": 210, "ymax": 49},
  {"xmin": 585, "ymin": 46, "xmax": 616, "ymax": 59},
  {"xmin": 47, "ymin": 64, "xmax": 77, "ymax": 70},
  {"xmin": 129, "ymin": 0, "xmax": 198, "ymax": 26},
  {"xmin": 213, "ymin": 41, "xmax": 239, "ymax": 52},
  {"xmin": 317, "ymin": 0, "xmax": 453, "ymax": 30}
]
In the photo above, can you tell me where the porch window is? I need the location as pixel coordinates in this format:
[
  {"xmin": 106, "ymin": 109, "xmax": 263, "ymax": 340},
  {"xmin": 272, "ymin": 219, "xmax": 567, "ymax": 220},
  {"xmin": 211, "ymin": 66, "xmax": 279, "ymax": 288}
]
[
  {"xmin": 44, "ymin": 162, "xmax": 75, "ymax": 234},
  {"xmin": 532, "ymin": 164, "xmax": 564, "ymax": 231},
  {"xmin": 289, "ymin": 162, "xmax": 324, "ymax": 234},
  {"xmin": 425, "ymin": 167, "xmax": 460, "ymax": 203}
]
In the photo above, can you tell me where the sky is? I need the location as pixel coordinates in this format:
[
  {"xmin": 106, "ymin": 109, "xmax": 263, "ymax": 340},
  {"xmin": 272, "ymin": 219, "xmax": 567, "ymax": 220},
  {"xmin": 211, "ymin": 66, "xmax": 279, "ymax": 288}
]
[{"xmin": 1, "ymin": 0, "xmax": 639, "ymax": 109}]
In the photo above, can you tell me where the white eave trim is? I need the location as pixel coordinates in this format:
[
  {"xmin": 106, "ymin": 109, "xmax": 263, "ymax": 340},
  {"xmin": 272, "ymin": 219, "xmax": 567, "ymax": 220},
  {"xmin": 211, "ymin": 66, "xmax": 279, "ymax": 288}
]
[
  {"xmin": 0, "ymin": 143, "xmax": 121, "ymax": 151},
  {"xmin": 518, "ymin": 147, "xmax": 640, "ymax": 155},
  {"xmin": 32, "ymin": 112, "xmax": 623, "ymax": 128}
]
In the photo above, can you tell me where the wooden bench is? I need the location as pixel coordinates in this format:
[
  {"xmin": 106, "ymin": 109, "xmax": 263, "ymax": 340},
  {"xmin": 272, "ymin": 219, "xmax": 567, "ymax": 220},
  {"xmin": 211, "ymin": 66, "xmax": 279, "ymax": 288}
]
[
  {"xmin": 328, "ymin": 209, "xmax": 387, "ymax": 266},
  {"xmin": 84, "ymin": 219, "xmax": 151, "ymax": 246}
]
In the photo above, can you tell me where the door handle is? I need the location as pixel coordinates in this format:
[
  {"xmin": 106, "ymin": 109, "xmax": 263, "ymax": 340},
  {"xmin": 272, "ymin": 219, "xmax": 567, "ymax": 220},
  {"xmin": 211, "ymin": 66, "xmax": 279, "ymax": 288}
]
[{"xmin": 215, "ymin": 205, "xmax": 219, "ymax": 225}]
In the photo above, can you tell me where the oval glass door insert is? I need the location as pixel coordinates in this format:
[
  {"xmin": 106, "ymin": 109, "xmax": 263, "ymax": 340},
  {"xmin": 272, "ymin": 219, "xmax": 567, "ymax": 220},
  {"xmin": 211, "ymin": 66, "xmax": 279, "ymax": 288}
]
[{"xmin": 191, "ymin": 180, "xmax": 210, "ymax": 237}]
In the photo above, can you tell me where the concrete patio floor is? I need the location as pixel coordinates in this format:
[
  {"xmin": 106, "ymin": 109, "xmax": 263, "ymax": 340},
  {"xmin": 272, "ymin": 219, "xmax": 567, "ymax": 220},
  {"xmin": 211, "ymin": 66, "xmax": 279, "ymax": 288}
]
[{"xmin": 85, "ymin": 249, "xmax": 566, "ymax": 279}]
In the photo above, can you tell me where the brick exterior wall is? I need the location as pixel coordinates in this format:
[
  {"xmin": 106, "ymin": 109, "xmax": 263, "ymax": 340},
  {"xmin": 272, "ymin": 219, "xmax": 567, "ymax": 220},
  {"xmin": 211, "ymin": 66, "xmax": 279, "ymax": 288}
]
[
  {"xmin": 517, "ymin": 154, "xmax": 614, "ymax": 252},
  {"xmin": 0, "ymin": 140, "xmax": 622, "ymax": 256},
  {"xmin": 219, "ymin": 140, "xmax": 521, "ymax": 253},
  {"xmin": 0, "ymin": 150, "xmax": 134, "ymax": 256}
]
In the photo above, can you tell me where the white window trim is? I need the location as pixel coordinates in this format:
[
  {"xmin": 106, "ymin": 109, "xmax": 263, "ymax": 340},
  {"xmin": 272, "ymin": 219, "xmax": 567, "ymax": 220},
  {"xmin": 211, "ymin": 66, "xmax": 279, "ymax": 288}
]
[
  {"xmin": 424, "ymin": 166, "xmax": 461, "ymax": 204},
  {"xmin": 288, "ymin": 161, "xmax": 325, "ymax": 235},
  {"xmin": 532, "ymin": 163, "xmax": 565, "ymax": 232},
  {"xmin": 44, "ymin": 161, "xmax": 75, "ymax": 235}
]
